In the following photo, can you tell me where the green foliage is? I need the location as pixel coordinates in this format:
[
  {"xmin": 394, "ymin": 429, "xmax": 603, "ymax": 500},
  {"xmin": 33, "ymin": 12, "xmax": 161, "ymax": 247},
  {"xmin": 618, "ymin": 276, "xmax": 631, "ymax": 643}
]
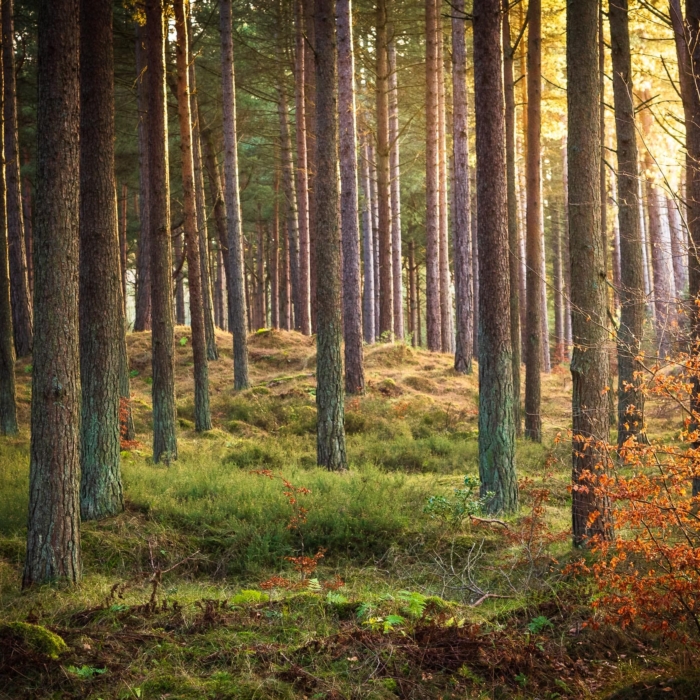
[
  {"xmin": 396, "ymin": 590, "xmax": 428, "ymax": 618},
  {"xmin": 423, "ymin": 476, "xmax": 490, "ymax": 528},
  {"xmin": 0, "ymin": 622, "xmax": 68, "ymax": 658},
  {"xmin": 231, "ymin": 590, "xmax": 269, "ymax": 605},
  {"xmin": 67, "ymin": 665, "xmax": 107, "ymax": 679},
  {"xmin": 527, "ymin": 616, "xmax": 554, "ymax": 634}
]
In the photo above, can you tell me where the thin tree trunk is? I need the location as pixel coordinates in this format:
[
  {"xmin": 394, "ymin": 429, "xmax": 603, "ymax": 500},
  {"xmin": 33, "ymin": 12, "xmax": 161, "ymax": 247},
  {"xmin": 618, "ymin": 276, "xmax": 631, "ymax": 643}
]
[
  {"xmin": 337, "ymin": 0, "xmax": 364, "ymax": 394},
  {"xmin": 473, "ymin": 0, "xmax": 518, "ymax": 513},
  {"xmin": 409, "ymin": 241, "xmax": 418, "ymax": 346},
  {"xmin": 277, "ymin": 86, "xmax": 302, "ymax": 331},
  {"xmin": 552, "ymin": 207, "xmax": 565, "ymax": 362},
  {"xmin": 376, "ymin": 0, "xmax": 393, "ymax": 338},
  {"xmin": 270, "ymin": 169, "xmax": 280, "ymax": 328},
  {"xmin": 79, "ymin": 0, "xmax": 124, "ymax": 521},
  {"xmin": 0, "ymin": 42, "xmax": 16, "ymax": 436},
  {"xmin": 23, "ymin": 0, "xmax": 82, "ymax": 587},
  {"xmin": 667, "ymin": 194, "xmax": 687, "ymax": 295},
  {"xmin": 2, "ymin": 0, "xmax": 32, "ymax": 357},
  {"xmin": 417, "ymin": 258, "xmax": 423, "ymax": 346},
  {"xmin": 280, "ymin": 205, "xmax": 291, "ymax": 330},
  {"xmin": 503, "ymin": 0, "xmax": 520, "ymax": 429},
  {"xmin": 220, "ymin": 0, "xmax": 249, "ymax": 390},
  {"xmin": 173, "ymin": 230, "xmax": 185, "ymax": 325},
  {"xmin": 190, "ymin": 55, "xmax": 217, "ymax": 361},
  {"xmin": 120, "ymin": 184, "xmax": 128, "ymax": 312},
  {"xmin": 174, "ymin": 0, "xmax": 211, "ymax": 432},
  {"xmin": 562, "ymin": 140, "xmax": 573, "ymax": 355},
  {"xmin": 362, "ymin": 141, "xmax": 376, "ymax": 344},
  {"xmin": 294, "ymin": 0, "xmax": 311, "ymax": 335},
  {"xmin": 437, "ymin": 17, "xmax": 453, "ymax": 352},
  {"xmin": 147, "ymin": 0, "xmax": 177, "ymax": 463},
  {"xmin": 425, "ymin": 0, "xmax": 441, "ymax": 350},
  {"xmin": 540, "ymin": 217, "xmax": 551, "ymax": 372},
  {"xmin": 314, "ymin": 0, "xmax": 347, "ymax": 471},
  {"xmin": 568, "ymin": 0, "xmax": 612, "ymax": 545},
  {"xmin": 471, "ymin": 186, "xmax": 479, "ymax": 360},
  {"xmin": 255, "ymin": 217, "xmax": 265, "ymax": 329},
  {"xmin": 21, "ymin": 151, "xmax": 32, "ymax": 298},
  {"xmin": 370, "ymin": 143, "xmax": 380, "ymax": 333},
  {"xmin": 134, "ymin": 22, "xmax": 151, "ymax": 332},
  {"xmin": 388, "ymin": 37, "xmax": 404, "ymax": 340},
  {"xmin": 452, "ymin": 0, "xmax": 473, "ymax": 374}
]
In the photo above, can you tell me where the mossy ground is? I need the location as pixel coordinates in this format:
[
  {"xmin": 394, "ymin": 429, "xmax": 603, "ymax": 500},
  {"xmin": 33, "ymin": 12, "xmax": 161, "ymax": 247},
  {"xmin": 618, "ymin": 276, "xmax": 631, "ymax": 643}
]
[{"xmin": 0, "ymin": 329, "xmax": 694, "ymax": 699}]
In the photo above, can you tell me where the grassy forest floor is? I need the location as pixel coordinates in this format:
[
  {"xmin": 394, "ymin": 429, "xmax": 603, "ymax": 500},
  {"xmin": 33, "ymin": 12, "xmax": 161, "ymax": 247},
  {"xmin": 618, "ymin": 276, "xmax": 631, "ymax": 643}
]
[{"xmin": 0, "ymin": 329, "xmax": 698, "ymax": 699}]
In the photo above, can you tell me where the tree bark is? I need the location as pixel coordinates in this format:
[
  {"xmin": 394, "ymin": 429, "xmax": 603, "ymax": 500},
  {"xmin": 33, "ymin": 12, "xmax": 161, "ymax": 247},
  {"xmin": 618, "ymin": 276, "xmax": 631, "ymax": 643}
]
[
  {"xmin": 220, "ymin": 0, "xmax": 250, "ymax": 390},
  {"xmin": 425, "ymin": 0, "xmax": 442, "ymax": 350},
  {"xmin": 21, "ymin": 152, "xmax": 32, "ymax": 298},
  {"xmin": 79, "ymin": 0, "xmax": 124, "ymax": 521},
  {"xmin": 567, "ymin": 0, "xmax": 612, "ymax": 545},
  {"xmin": 2, "ymin": 0, "xmax": 32, "ymax": 357},
  {"xmin": 667, "ymin": 195, "xmax": 687, "ymax": 295},
  {"xmin": 23, "ymin": 0, "xmax": 82, "ymax": 587},
  {"xmin": 452, "ymin": 0, "xmax": 473, "ymax": 375},
  {"xmin": 552, "ymin": 207, "xmax": 565, "ymax": 362},
  {"xmin": 337, "ymin": 0, "xmax": 364, "ymax": 394},
  {"xmin": 361, "ymin": 141, "xmax": 376, "ymax": 344},
  {"xmin": 473, "ymin": 0, "xmax": 518, "ymax": 514},
  {"xmin": 173, "ymin": 230, "xmax": 186, "ymax": 325},
  {"xmin": 388, "ymin": 38, "xmax": 404, "ymax": 340},
  {"xmin": 409, "ymin": 240, "xmax": 419, "ymax": 346},
  {"xmin": 134, "ymin": 22, "xmax": 151, "ymax": 332},
  {"xmin": 147, "ymin": 0, "xmax": 177, "ymax": 463},
  {"xmin": 294, "ymin": 0, "xmax": 311, "ymax": 335},
  {"xmin": 524, "ymin": 0, "xmax": 542, "ymax": 442},
  {"xmin": 270, "ymin": 169, "xmax": 280, "ymax": 328},
  {"xmin": 502, "ymin": 0, "xmax": 520, "ymax": 430},
  {"xmin": 314, "ymin": 0, "xmax": 347, "ymax": 471},
  {"xmin": 0, "ymin": 43, "xmax": 16, "ymax": 436},
  {"xmin": 119, "ymin": 184, "xmax": 128, "ymax": 313},
  {"xmin": 174, "ymin": 0, "xmax": 211, "ymax": 432}
]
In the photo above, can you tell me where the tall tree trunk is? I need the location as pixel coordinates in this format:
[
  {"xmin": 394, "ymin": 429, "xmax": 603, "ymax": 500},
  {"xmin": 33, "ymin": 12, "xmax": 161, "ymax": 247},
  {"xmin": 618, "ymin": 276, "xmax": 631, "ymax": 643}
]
[
  {"xmin": 23, "ymin": 0, "xmax": 82, "ymax": 587},
  {"xmin": 524, "ymin": 0, "xmax": 542, "ymax": 442},
  {"xmin": 638, "ymin": 175, "xmax": 653, "ymax": 307},
  {"xmin": 280, "ymin": 204, "xmax": 291, "ymax": 330},
  {"xmin": 174, "ymin": 0, "xmax": 211, "ymax": 432},
  {"xmin": 79, "ymin": 0, "xmax": 124, "ymax": 521},
  {"xmin": 294, "ymin": 0, "xmax": 311, "ymax": 335},
  {"xmin": 503, "ymin": 0, "xmax": 520, "ymax": 430},
  {"xmin": 277, "ymin": 86, "xmax": 302, "ymax": 332},
  {"xmin": 640, "ymin": 93, "xmax": 677, "ymax": 356},
  {"xmin": 173, "ymin": 230, "xmax": 185, "ymax": 324},
  {"xmin": 255, "ymin": 217, "xmax": 265, "ymax": 329},
  {"xmin": 215, "ymin": 244, "xmax": 225, "ymax": 328},
  {"xmin": 425, "ymin": 0, "xmax": 441, "ymax": 350},
  {"xmin": 437, "ymin": 18, "xmax": 453, "ymax": 352},
  {"xmin": 21, "ymin": 151, "xmax": 32, "ymax": 298},
  {"xmin": 370, "ymin": 144, "xmax": 380, "ymax": 334},
  {"xmin": 562, "ymin": 140, "xmax": 573, "ymax": 355},
  {"xmin": 376, "ymin": 0, "xmax": 393, "ymax": 338},
  {"xmin": 189, "ymin": 51, "xmax": 217, "ymax": 361},
  {"xmin": 417, "ymin": 258, "xmax": 423, "ymax": 346},
  {"xmin": 361, "ymin": 141, "xmax": 376, "ymax": 344},
  {"xmin": 452, "ymin": 0, "xmax": 473, "ymax": 374},
  {"xmin": 471, "ymin": 185, "xmax": 479, "ymax": 359},
  {"xmin": 540, "ymin": 219, "xmax": 551, "ymax": 372},
  {"xmin": 337, "ymin": 0, "xmax": 364, "ymax": 394},
  {"xmin": 568, "ymin": 0, "xmax": 612, "ymax": 545},
  {"xmin": 473, "ymin": 0, "xmax": 518, "ymax": 513},
  {"xmin": 610, "ymin": 167, "xmax": 622, "ymax": 304},
  {"xmin": 220, "ymin": 0, "xmax": 249, "ymax": 390},
  {"xmin": 303, "ymin": 0, "xmax": 317, "ymax": 332},
  {"xmin": 409, "ymin": 240, "xmax": 419, "ymax": 346},
  {"xmin": 552, "ymin": 207, "xmax": 565, "ymax": 362},
  {"xmin": 270, "ymin": 170, "xmax": 280, "ymax": 328},
  {"xmin": 147, "ymin": 0, "xmax": 177, "ymax": 463},
  {"xmin": 0, "ymin": 47, "xmax": 16, "ymax": 436},
  {"xmin": 134, "ymin": 22, "xmax": 151, "ymax": 332},
  {"xmin": 388, "ymin": 38, "xmax": 404, "ymax": 340},
  {"xmin": 119, "ymin": 184, "xmax": 128, "ymax": 312},
  {"xmin": 314, "ymin": 0, "xmax": 347, "ymax": 471},
  {"xmin": 2, "ymin": 0, "xmax": 32, "ymax": 357}
]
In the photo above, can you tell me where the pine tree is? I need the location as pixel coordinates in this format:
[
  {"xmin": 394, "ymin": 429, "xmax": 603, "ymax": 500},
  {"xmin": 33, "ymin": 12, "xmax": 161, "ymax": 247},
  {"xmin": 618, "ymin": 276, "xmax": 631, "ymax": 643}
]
[
  {"xmin": 23, "ymin": 0, "xmax": 82, "ymax": 587},
  {"xmin": 79, "ymin": 0, "xmax": 124, "ymax": 520},
  {"xmin": 314, "ymin": 0, "xmax": 347, "ymax": 471},
  {"xmin": 567, "ymin": 0, "xmax": 612, "ymax": 545},
  {"xmin": 473, "ymin": 0, "xmax": 518, "ymax": 513},
  {"xmin": 147, "ymin": 0, "xmax": 177, "ymax": 463},
  {"xmin": 1, "ymin": 0, "xmax": 31, "ymax": 357},
  {"xmin": 220, "ymin": 0, "xmax": 250, "ymax": 390},
  {"xmin": 337, "ymin": 0, "xmax": 364, "ymax": 395}
]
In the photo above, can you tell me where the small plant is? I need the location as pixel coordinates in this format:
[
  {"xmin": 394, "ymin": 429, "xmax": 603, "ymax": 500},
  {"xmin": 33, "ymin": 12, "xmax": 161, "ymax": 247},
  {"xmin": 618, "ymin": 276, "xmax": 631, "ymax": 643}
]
[
  {"xmin": 397, "ymin": 590, "xmax": 428, "ymax": 618},
  {"xmin": 527, "ymin": 616, "xmax": 554, "ymax": 634},
  {"xmin": 179, "ymin": 336, "xmax": 189, "ymax": 346},
  {"xmin": 424, "ymin": 476, "xmax": 490, "ymax": 529},
  {"xmin": 67, "ymin": 665, "xmax": 107, "ymax": 679}
]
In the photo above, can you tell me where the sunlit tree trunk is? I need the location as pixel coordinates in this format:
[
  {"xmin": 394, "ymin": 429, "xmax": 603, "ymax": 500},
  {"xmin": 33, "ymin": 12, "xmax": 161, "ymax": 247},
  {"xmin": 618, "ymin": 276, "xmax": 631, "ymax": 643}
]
[
  {"xmin": 173, "ymin": 230, "xmax": 185, "ymax": 325},
  {"xmin": 23, "ymin": 0, "xmax": 82, "ymax": 587},
  {"xmin": 473, "ymin": 0, "xmax": 518, "ymax": 513},
  {"xmin": 337, "ymin": 0, "xmax": 364, "ymax": 394},
  {"xmin": 2, "ymin": 0, "xmax": 31, "ymax": 357},
  {"xmin": 270, "ymin": 169, "xmax": 280, "ymax": 328},
  {"xmin": 452, "ymin": 0, "xmax": 473, "ymax": 375},
  {"xmin": 294, "ymin": 0, "xmax": 311, "ymax": 335},
  {"xmin": 79, "ymin": 0, "xmax": 124, "ymax": 521},
  {"xmin": 361, "ymin": 141, "xmax": 376, "ymax": 344},
  {"xmin": 220, "ymin": 0, "xmax": 249, "ymax": 390},
  {"xmin": 552, "ymin": 207, "xmax": 565, "ymax": 363},
  {"xmin": 174, "ymin": 0, "xmax": 211, "ymax": 432},
  {"xmin": 314, "ymin": 0, "xmax": 347, "ymax": 471},
  {"xmin": 567, "ymin": 0, "xmax": 612, "ymax": 545},
  {"xmin": 0, "ymin": 45, "xmax": 16, "ymax": 436},
  {"xmin": 524, "ymin": 0, "xmax": 542, "ymax": 442},
  {"xmin": 409, "ymin": 240, "xmax": 419, "ymax": 347},
  {"xmin": 388, "ymin": 38, "xmax": 404, "ymax": 340},
  {"xmin": 147, "ymin": 0, "xmax": 177, "ymax": 463},
  {"xmin": 503, "ymin": 0, "xmax": 520, "ymax": 429},
  {"xmin": 425, "ymin": 0, "xmax": 441, "ymax": 350},
  {"xmin": 134, "ymin": 23, "xmax": 151, "ymax": 332},
  {"xmin": 667, "ymin": 195, "xmax": 687, "ymax": 295}
]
